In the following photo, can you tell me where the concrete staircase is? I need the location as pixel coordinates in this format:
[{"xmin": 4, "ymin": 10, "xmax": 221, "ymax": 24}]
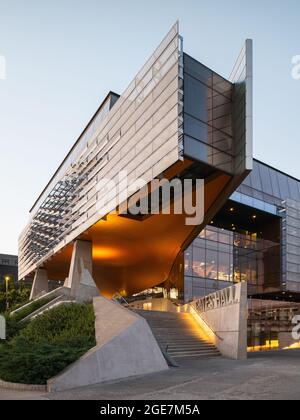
[{"xmin": 135, "ymin": 310, "xmax": 220, "ymax": 360}]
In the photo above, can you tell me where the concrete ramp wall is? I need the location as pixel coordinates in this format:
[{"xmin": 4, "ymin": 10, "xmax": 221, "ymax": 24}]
[
  {"xmin": 47, "ymin": 296, "xmax": 168, "ymax": 392},
  {"xmin": 187, "ymin": 282, "xmax": 248, "ymax": 360}
]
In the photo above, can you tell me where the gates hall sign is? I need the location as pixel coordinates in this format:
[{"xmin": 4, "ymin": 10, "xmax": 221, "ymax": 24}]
[{"xmin": 194, "ymin": 284, "xmax": 240, "ymax": 313}]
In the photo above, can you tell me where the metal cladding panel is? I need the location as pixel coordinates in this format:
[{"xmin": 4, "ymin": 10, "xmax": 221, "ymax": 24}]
[
  {"xmin": 19, "ymin": 23, "xmax": 181, "ymax": 279},
  {"xmin": 229, "ymin": 39, "xmax": 253, "ymax": 175}
]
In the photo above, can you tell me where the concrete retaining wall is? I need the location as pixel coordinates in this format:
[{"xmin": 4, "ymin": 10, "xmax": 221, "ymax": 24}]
[
  {"xmin": 47, "ymin": 296, "xmax": 168, "ymax": 392},
  {"xmin": 188, "ymin": 282, "xmax": 248, "ymax": 360}
]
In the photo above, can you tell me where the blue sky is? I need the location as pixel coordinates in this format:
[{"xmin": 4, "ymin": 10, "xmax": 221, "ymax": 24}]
[{"xmin": 0, "ymin": 0, "xmax": 300, "ymax": 254}]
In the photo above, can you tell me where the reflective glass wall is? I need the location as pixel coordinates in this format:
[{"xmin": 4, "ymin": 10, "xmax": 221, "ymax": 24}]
[
  {"xmin": 239, "ymin": 160, "xmax": 300, "ymax": 207},
  {"xmin": 184, "ymin": 225, "xmax": 280, "ymax": 302},
  {"xmin": 183, "ymin": 54, "xmax": 234, "ymax": 174},
  {"xmin": 248, "ymin": 299, "xmax": 300, "ymax": 351}
]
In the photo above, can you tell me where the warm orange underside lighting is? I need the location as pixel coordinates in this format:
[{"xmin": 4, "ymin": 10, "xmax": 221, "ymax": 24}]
[
  {"xmin": 93, "ymin": 246, "xmax": 122, "ymax": 260},
  {"xmin": 43, "ymin": 165, "xmax": 232, "ymax": 297}
]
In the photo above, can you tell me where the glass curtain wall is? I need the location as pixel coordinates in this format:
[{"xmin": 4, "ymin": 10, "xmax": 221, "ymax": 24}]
[{"xmin": 184, "ymin": 225, "xmax": 280, "ymax": 301}]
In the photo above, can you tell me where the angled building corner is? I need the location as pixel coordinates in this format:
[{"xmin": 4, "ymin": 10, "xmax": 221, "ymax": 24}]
[{"xmin": 18, "ymin": 23, "xmax": 253, "ymax": 302}]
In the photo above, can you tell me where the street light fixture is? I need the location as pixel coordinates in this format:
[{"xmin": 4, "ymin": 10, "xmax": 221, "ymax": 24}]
[{"xmin": 4, "ymin": 275, "xmax": 11, "ymax": 310}]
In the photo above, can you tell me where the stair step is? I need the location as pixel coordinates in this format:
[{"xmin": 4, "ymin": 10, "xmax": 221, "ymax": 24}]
[
  {"xmin": 169, "ymin": 347, "xmax": 219, "ymax": 353},
  {"xmin": 158, "ymin": 338, "xmax": 212, "ymax": 342},
  {"xmin": 159, "ymin": 342, "xmax": 212, "ymax": 347},
  {"xmin": 172, "ymin": 352, "xmax": 220, "ymax": 359},
  {"xmin": 165, "ymin": 349, "xmax": 217, "ymax": 354},
  {"xmin": 157, "ymin": 333, "xmax": 207, "ymax": 336},
  {"xmin": 147, "ymin": 326, "xmax": 203, "ymax": 330},
  {"xmin": 134, "ymin": 308, "xmax": 220, "ymax": 361},
  {"xmin": 161, "ymin": 344, "xmax": 216, "ymax": 349}
]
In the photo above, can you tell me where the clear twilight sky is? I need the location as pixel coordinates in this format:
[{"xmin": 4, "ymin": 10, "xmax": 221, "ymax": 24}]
[{"xmin": 0, "ymin": 0, "xmax": 299, "ymax": 254}]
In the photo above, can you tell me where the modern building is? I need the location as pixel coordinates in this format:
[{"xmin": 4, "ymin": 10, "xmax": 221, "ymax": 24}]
[
  {"xmin": 19, "ymin": 22, "xmax": 253, "ymax": 302},
  {"xmin": 18, "ymin": 22, "xmax": 300, "ymax": 359},
  {"xmin": 20, "ymin": 22, "xmax": 300, "ymax": 307},
  {"xmin": 184, "ymin": 158, "xmax": 300, "ymax": 302},
  {"xmin": 0, "ymin": 254, "xmax": 18, "ymax": 284}
]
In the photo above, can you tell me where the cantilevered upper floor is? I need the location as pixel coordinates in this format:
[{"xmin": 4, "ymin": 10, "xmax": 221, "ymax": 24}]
[{"xmin": 19, "ymin": 23, "xmax": 253, "ymax": 298}]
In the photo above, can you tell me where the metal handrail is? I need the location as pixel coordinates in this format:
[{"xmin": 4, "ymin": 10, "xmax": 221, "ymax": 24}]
[
  {"xmin": 190, "ymin": 304, "xmax": 224, "ymax": 342},
  {"xmin": 112, "ymin": 293, "xmax": 129, "ymax": 306}
]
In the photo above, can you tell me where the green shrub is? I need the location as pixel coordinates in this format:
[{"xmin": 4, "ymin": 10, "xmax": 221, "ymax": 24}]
[
  {"xmin": 17, "ymin": 302, "xmax": 95, "ymax": 344},
  {"xmin": 4, "ymin": 315, "xmax": 27, "ymax": 340},
  {"xmin": 0, "ymin": 303, "xmax": 95, "ymax": 384}
]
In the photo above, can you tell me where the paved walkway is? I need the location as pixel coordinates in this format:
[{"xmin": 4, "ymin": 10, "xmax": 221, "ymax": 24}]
[{"xmin": 2, "ymin": 349, "xmax": 300, "ymax": 400}]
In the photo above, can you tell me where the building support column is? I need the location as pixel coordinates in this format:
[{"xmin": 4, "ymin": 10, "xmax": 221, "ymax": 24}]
[
  {"xmin": 66, "ymin": 240, "xmax": 100, "ymax": 302},
  {"xmin": 30, "ymin": 268, "xmax": 49, "ymax": 300}
]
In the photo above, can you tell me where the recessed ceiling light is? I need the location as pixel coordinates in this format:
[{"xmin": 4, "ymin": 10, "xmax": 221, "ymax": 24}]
[{"xmin": 229, "ymin": 208, "xmax": 234, "ymax": 212}]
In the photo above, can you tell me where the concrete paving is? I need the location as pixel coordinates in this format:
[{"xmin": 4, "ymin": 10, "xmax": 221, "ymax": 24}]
[{"xmin": 2, "ymin": 349, "xmax": 300, "ymax": 400}]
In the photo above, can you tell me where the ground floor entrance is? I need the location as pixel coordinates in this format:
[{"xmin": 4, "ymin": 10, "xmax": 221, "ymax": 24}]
[{"xmin": 248, "ymin": 299, "xmax": 300, "ymax": 352}]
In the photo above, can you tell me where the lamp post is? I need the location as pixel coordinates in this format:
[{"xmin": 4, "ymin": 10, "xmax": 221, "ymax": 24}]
[{"xmin": 4, "ymin": 275, "xmax": 11, "ymax": 310}]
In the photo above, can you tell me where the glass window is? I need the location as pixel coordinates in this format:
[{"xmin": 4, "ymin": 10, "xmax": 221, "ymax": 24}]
[
  {"xmin": 206, "ymin": 249, "xmax": 218, "ymax": 279},
  {"xmin": 206, "ymin": 227, "xmax": 218, "ymax": 241},
  {"xmin": 277, "ymin": 172, "xmax": 291, "ymax": 199},
  {"xmin": 184, "ymin": 55, "xmax": 213, "ymax": 87},
  {"xmin": 218, "ymin": 252, "xmax": 231, "ymax": 282},
  {"xmin": 212, "ymin": 128, "xmax": 232, "ymax": 154},
  {"xmin": 258, "ymin": 164, "xmax": 273, "ymax": 196},
  {"xmin": 218, "ymin": 281, "xmax": 231, "ymax": 290},
  {"xmin": 199, "ymin": 229, "xmax": 206, "ymax": 239},
  {"xmin": 269, "ymin": 168, "xmax": 281, "ymax": 198},
  {"xmin": 185, "ymin": 75, "xmax": 212, "ymax": 122},
  {"xmin": 218, "ymin": 243, "xmax": 231, "ymax": 253},
  {"xmin": 184, "ymin": 276, "xmax": 193, "ymax": 301},
  {"xmin": 288, "ymin": 179, "xmax": 300, "ymax": 201},
  {"xmin": 250, "ymin": 161, "xmax": 263, "ymax": 191},
  {"xmin": 297, "ymin": 182, "xmax": 300, "ymax": 200},
  {"xmin": 211, "ymin": 93, "xmax": 232, "ymax": 136},
  {"xmin": 205, "ymin": 279, "xmax": 218, "ymax": 290},
  {"xmin": 184, "ymin": 248, "xmax": 192, "ymax": 275},
  {"xmin": 192, "ymin": 247, "xmax": 205, "ymax": 278},
  {"xmin": 206, "ymin": 240, "xmax": 218, "ymax": 251},
  {"xmin": 242, "ymin": 173, "xmax": 252, "ymax": 188},
  {"xmin": 212, "ymin": 73, "xmax": 232, "ymax": 99},
  {"xmin": 219, "ymin": 232, "xmax": 231, "ymax": 245},
  {"xmin": 184, "ymin": 114, "xmax": 211, "ymax": 145},
  {"xmin": 192, "ymin": 282, "xmax": 206, "ymax": 299},
  {"xmin": 184, "ymin": 135, "xmax": 212, "ymax": 164}
]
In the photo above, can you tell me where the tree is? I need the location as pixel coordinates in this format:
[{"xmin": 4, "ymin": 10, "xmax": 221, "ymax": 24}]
[{"xmin": 0, "ymin": 282, "xmax": 31, "ymax": 313}]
